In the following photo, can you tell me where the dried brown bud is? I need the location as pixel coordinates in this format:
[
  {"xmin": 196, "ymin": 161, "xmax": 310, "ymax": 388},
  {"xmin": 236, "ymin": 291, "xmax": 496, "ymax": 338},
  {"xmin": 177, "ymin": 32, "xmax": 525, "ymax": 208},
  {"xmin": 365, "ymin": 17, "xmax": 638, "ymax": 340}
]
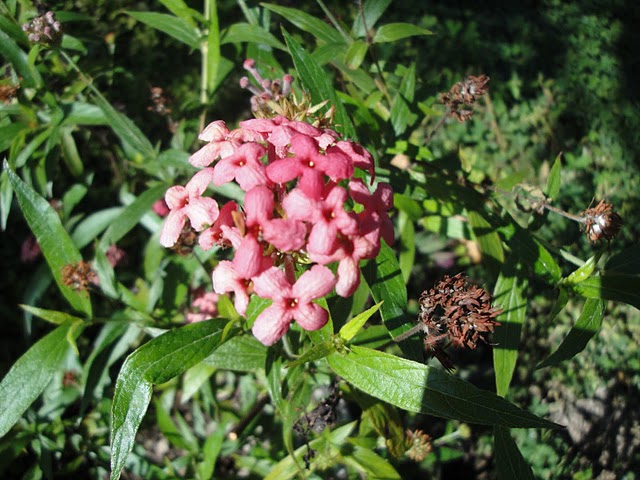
[
  {"xmin": 62, "ymin": 261, "xmax": 97, "ymax": 291},
  {"xmin": 582, "ymin": 200, "xmax": 623, "ymax": 242},
  {"xmin": 170, "ymin": 224, "xmax": 198, "ymax": 255},
  {"xmin": 0, "ymin": 84, "xmax": 19, "ymax": 104},
  {"xmin": 405, "ymin": 429, "xmax": 433, "ymax": 462},
  {"xmin": 418, "ymin": 273, "xmax": 501, "ymax": 367},
  {"xmin": 439, "ymin": 75, "xmax": 490, "ymax": 123}
]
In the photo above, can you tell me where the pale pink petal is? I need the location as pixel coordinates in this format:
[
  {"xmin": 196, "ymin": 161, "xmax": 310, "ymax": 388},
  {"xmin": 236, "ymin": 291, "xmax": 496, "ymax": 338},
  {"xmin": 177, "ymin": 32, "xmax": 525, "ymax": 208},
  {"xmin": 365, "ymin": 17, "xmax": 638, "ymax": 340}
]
[
  {"xmin": 199, "ymin": 120, "xmax": 230, "ymax": 142},
  {"xmin": 235, "ymin": 163, "xmax": 268, "ymax": 192},
  {"xmin": 263, "ymin": 219, "xmax": 307, "ymax": 251},
  {"xmin": 252, "ymin": 304, "xmax": 292, "ymax": 346},
  {"xmin": 282, "ymin": 188, "xmax": 319, "ymax": 221},
  {"xmin": 240, "ymin": 118, "xmax": 278, "ymax": 133},
  {"xmin": 253, "ymin": 266, "xmax": 292, "ymax": 300},
  {"xmin": 189, "ymin": 142, "xmax": 222, "ymax": 167},
  {"xmin": 233, "ymin": 235, "xmax": 266, "ymax": 278},
  {"xmin": 307, "ymin": 221, "xmax": 337, "ymax": 255},
  {"xmin": 212, "ymin": 157, "xmax": 238, "ymax": 185},
  {"xmin": 266, "ymin": 157, "xmax": 303, "ymax": 184},
  {"xmin": 315, "ymin": 151, "xmax": 353, "ymax": 181},
  {"xmin": 184, "ymin": 197, "xmax": 219, "ymax": 231},
  {"xmin": 292, "ymin": 265, "xmax": 336, "ymax": 303},
  {"xmin": 160, "ymin": 210, "xmax": 186, "ymax": 247},
  {"xmin": 244, "ymin": 186, "xmax": 274, "ymax": 227},
  {"xmin": 164, "ymin": 185, "xmax": 187, "ymax": 209},
  {"xmin": 212, "ymin": 261, "xmax": 250, "ymax": 316},
  {"xmin": 298, "ymin": 170, "xmax": 324, "ymax": 199},
  {"xmin": 185, "ymin": 167, "xmax": 215, "ymax": 196},
  {"xmin": 293, "ymin": 302, "xmax": 329, "ymax": 331},
  {"xmin": 335, "ymin": 256, "xmax": 360, "ymax": 297}
]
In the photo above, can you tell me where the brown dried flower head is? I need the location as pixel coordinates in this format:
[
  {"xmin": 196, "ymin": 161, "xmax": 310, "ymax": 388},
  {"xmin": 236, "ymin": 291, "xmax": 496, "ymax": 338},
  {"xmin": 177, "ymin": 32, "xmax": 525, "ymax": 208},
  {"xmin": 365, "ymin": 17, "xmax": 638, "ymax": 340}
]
[
  {"xmin": 170, "ymin": 224, "xmax": 198, "ymax": 255},
  {"xmin": 582, "ymin": 200, "xmax": 623, "ymax": 242},
  {"xmin": 439, "ymin": 74, "xmax": 490, "ymax": 123},
  {"xmin": 419, "ymin": 273, "xmax": 501, "ymax": 353},
  {"xmin": 0, "ymin": 84, "xmax": 19, "ymax": 104},
  {"xmin": 405, "ymin": 429, "xmax": 433, "ymax": 462},
  {"xmin": 62, "ymin": 261, "xmax": 97, "ymax": 291},
  {"xmin": 22, "ymin": 11, "xmax": 63, "ymax": 47}
]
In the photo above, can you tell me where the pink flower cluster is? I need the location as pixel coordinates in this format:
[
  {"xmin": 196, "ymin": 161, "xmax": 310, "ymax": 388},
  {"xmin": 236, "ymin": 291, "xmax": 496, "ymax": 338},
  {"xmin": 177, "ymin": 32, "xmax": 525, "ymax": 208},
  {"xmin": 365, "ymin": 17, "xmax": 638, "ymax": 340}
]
[{"xmin": 160, "ymin": 116, "xmax": 393, "ymax": 346}]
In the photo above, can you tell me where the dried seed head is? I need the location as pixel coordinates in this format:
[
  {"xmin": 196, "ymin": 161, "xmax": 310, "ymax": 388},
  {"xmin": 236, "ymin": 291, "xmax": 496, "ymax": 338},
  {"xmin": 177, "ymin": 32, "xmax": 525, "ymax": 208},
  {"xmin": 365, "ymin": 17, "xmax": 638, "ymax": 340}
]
[
  {"xmin": 62, "ymin": 261, "xmax": 97, "ymax": 291},
  {"xmin": 439, "ymin": 74, "xmax": 490, "ymax": 123},
  {"xmin": 582, "ymin": 200, "xmax": 623, "ymax": 242},
  {"xmin": 405, "ymin": 429, "xmax": 433, "ymax": 462},
  {"xmin": 170, "ymin": 224, "xmax": 198, "ymax": 255},
  {"xmin": 419, "ymin": 273, "xmax": 501, "ymax": 361}
]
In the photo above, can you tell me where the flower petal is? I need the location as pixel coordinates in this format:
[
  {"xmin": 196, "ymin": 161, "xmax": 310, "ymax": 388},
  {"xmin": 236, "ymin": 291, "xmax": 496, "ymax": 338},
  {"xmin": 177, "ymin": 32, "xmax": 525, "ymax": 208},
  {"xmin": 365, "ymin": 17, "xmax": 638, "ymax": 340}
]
[
  {"xmin": 253, "ymin": 266, "xmax": 291, "ymax": 300},
  {"xmin": 292, "ymin": 265, "xmax": 336, "ymax": 302},
  {"xmin": 159, "ymin": 210, "xmax": 186, "ymax": 247},
  {"xmin": 252, "ymin": 304, "xmax": 292, "ymax": 346},
  {"xmin": 293, "ymin": 302, "xmax": 329, "ymax": 331}
]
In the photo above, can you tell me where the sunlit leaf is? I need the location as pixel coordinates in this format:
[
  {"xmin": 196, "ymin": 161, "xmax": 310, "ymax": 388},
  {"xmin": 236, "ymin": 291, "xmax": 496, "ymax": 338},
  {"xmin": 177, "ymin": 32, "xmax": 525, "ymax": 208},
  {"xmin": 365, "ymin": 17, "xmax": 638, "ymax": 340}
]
[
  {"xmin": 126, "ymin": 11, "xmax": 199, "ymax": 48},
  {"xmin": 262, "ymin": 4, "xmax": 344, "ymax": 44},
  {"xmin": 328, "ymin": 346, "xmax": 557, "ymax": 428},
  {"xmin": 571, "ymin": 274, "xmax": 640, "ymax": 311},
  {"xmin": 536, "ymin": 298, "xmax": 605, "ymax": 369},
  {"xmin": 372, "ymin": 23, "xmax": 432, "ymax": 43}
]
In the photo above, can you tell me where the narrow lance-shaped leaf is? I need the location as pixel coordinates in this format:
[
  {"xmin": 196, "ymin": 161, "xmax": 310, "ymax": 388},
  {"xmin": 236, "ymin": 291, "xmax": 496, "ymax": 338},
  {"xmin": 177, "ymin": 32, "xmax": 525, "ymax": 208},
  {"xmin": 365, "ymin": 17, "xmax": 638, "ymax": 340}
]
[
  {"xmin": 493, "ymin": 258, "xmax": 528, "ymax": 397},
  {"xmin": 126, "ymin": 11, "xmax": 199, "ymax": 48},
  {"xmin": 328, "ymin": 346, "xmax": 557, "ymax": 429},
  {"xmin": 571, "ymin": 274, "xmax": 640, "ymax": 311},
  {"xmin": 0, "ymin": 29, "xmax": 42, "ymax": 88},
  {"xmin": 5, "ymin": 161, "xmax": 92, "ymax": 317},
  {"xmin": 536, "ymin": 298, "xmax": 605, "ymax": 369},
  {"xmin": 263, "ymin": 3, "xmax": 344, "ymax": 44},
  {"xmin": 362, "ymin": 242, "xmax": 423, "ymax": 362},
  {"xmin": 468, "ymin": 210, "xmax": 505, "ymax": 272},
  {"xmin": 99, "ymin": 183, "xmax": 168, "ymax": 249},
  {"xmin": 282, "ymin": 29, "xmax": 356, "ymax": 140},
  {"xmin": 372, "ymin": 23, "xmax": 433, "ymax": 43},
  {"xmin": 110, "ymin": 320, "xmax": 238, "ymax": 480},
  {"xmin": 545, "ymin": 153, "xmax": 562, "ymax": 200},
  {"xmin": 0, "ymin": 323, "xmax": 78, "ymax": 437},
  {"xmin": 494, "ymin": 426, "xmax": 535, "ymax": 480}
]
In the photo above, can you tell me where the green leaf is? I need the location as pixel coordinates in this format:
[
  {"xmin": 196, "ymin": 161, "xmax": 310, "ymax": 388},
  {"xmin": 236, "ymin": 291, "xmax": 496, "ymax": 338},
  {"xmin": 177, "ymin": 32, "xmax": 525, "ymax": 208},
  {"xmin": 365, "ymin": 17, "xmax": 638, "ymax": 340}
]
[
  {"xmin": 19, "ymin": 305, "xmax": 84, "ymax": 325},
  {"xmin": 197, "ymin": 427, "xmax": 225, "ymax": 480},
  {"xmin": 509, "ymin": 229, "xmax": 561, "ymax": 283},
  {"xmin": 110, "ymin": 320, "xmax": 237, "ymax": 480},
  {"xmin": 390, "ymin": 63, "xmax": 417, "ymax": 135},
  {"xmin": 99, "ymin": 184, "xmax": 167, "ymax": 249},
  {"xmin": 90, "ymin": 93, "xmax": 156, "ymax": 162},
  {"xmin": 282, "ymin": 30, "xmax": 356, "ymax": 139},
  {"xmin": 0, "ymin": 29, "xmax": 42, "ymax": 88},
  {"xmin": 344, "ymin": 442, "xmax": 402, "ymax": 479},
  {"xmin": 362, "ymin": 242, "xmax": 423, "ymax": 362},
  {"xmin": 536, "ymin": 298, "xmax": 605, "ymax": 369},
  {"xmin": 203, "ymin": 334, "xmax": 267, "ymax": 372},
  {"xmin": 287, "ymin": 340, "xmax": 336, "ymax": 369},
  {"xmin": 0, "ymin": 324, "xmax": 76, "ymax": 437},
  {"xmin": 571, "ymin": 274, "xmax": 640, "ymax": 311},
  {"xmin": 468, "ymin": 210, "xmax": 505, "ymax": 269},
  {"xmin": 352, "ymin": 0, "xmax": 392, "ymax": 37},
  {"xmin": 204, "ymin": 2, "xmax": 221, "ymax": 94},
  {"xmin": 60, "ymin": 128, "xmax": 84, "ymax": 177},
  {"xmin": 372, "ymin": 23, "xmax": 432, "ymax": 43},
  {"xmin": 605, "ymin": 244, "xmax": 640, "ymax": 275},
  {"xmin": 5, "ymin": 162, "xmax": 92, "ymax": 317},
  {"xmin": 339, "ymin": 301, "xmax": 383, "ymax": 342},
  {"xmin": 494, "ymin": 426, "xmax": 535, "ymax": 480},
  {"xmin": 71, "ymin": 207, "xmax": 123, "ymax": 249},
  {"xmin": 398, "ymin": 211, "xmax": 416, "ymax": 283},
  {"xmin": 327, "ymin": 346, "xmax": 557, "ymax": 428},
  {"xmin": 262, "ymin": 4, "xmax": 343, "ymax": 44},
  {"xmin": 221, "ymin": 23, "xmax": 286, "ymax": 50},
  {"xmin": 344, "ymin": 39, "xmax": 368, "ymax": 70},
  {"xmin": 561, "ymin": 253, "xmax": 601, "ymax": 286},
  {"xmin": 545, "ymin": 153, "xmax": 562, "ymax": 200},
  {"xmin": 126, "ymin": 11, "xmax": 199, "ymax": 48},
  {"xmin": 158, "ymin": 0, "xmax": 200, "ymax": 27},
  {"xmin": 493, "ymin": 260, "xmax": 528, "ymax": 397}
]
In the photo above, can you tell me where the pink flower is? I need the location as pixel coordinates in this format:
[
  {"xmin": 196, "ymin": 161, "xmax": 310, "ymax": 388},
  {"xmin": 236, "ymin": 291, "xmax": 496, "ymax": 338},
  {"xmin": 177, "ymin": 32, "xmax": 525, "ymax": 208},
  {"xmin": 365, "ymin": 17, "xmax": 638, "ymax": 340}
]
[
  {"xmin": 212, "ymin": 142, "xmax": 269, "ymax": 191},
  {"xmin": 106, "ymin": 245, "xmax": 126, "ymax": 268},
  {"xmin": 160, "ymin": 168, "xmax": 219, "ymax": 247},
  {"xmin": 266, "ymin": 134, "xmax": 353, "ymax": 199},
  {"xmin": 327, "ymin": 140, "xmax": 375, "ymax": 179},
  {"xmin": 242, "ymin": 186, "xmax": 306, "ymax": 252},
  {"xmin": 152, "ymin": 199, "xmax": 170, "ymax": 217},
  {"xmin": 309, "ymin": 235, "xmax": 376, "ymax": 297},
  {"xmin": 189, "ymin": 121, "xmax": 264, "ymax": 167},
  {"xmin": 283, "ymin": 185, "xmax": 357, "ymax": 255},
  {"xmin": 212, "ymin": 261, "xmax": 252, "ymax": 316},
  {"xmin": 349, "ymin": 179, "xmax": 395, "ymax": 248},
  {"xmin": 21, "ymin": 235, "xmax": 41, "ymax": 263},
  {"xmin": 185, "ymin": 288, "xmax": 219, "ymax": 323},
  {"xmin": 251, "ymin": 265, "xmax": 337, "ymax": 345},
  {"xmin": 199, "ymin": 201, "xmax": 240, "ymax": 251}
]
